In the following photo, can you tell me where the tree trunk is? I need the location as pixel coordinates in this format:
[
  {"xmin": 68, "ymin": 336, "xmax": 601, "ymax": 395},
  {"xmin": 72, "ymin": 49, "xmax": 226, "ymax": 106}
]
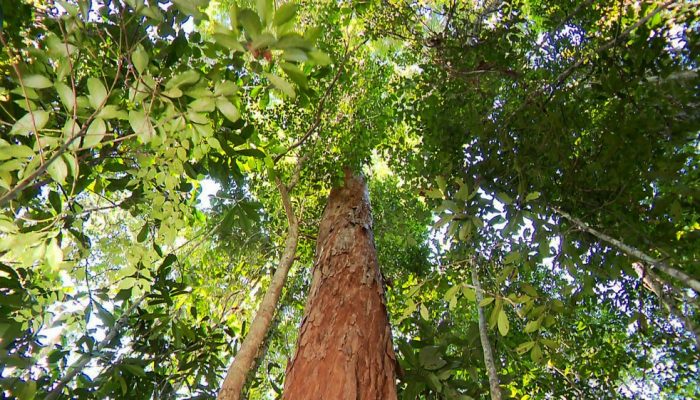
[{"xmin": 282, "ymin": 170, "xmax": 397, "ymax": 400}]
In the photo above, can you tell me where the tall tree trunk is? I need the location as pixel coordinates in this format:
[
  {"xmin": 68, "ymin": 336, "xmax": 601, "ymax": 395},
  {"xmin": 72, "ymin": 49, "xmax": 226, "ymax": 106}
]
[{"xmin": 282, "ymin": 171, "xmax": 397, "ymax": 400}]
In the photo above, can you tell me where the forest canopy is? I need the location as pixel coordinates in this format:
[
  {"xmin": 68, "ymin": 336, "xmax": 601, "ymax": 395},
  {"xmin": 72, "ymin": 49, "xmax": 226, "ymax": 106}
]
[{"xmin": 0, "ymin": 0, "xmax": 698, "ymax": 399}]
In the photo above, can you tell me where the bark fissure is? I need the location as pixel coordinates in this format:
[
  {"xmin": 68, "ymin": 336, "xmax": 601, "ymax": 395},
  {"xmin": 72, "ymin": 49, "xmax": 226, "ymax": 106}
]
[{"xmin": 282, "ymin": 171, "xmax": 397, "ymax": 400}]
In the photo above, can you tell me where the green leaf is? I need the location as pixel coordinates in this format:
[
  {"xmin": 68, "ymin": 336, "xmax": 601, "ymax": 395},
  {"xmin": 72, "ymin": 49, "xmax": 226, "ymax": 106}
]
[
  {"xmin": 531, "ymin": 343, "xmax": 543, "ymax": 363},
  {"xmin": 132, "ymin": 44, "xmax": 149, "ymax": 74},
  {"xmin": 129, "ymin": 110, "xmax": 154, "ymax": 143},
  {"xmin": 215, "ymin": 81, "xmax": 239, "ymax": 96},
  {"xmin": 503, "ymin": 251, "xmax": 520, "ymax": 264},
  {"xmin": 525, "ymin": 191, "xmax": 541, "ymax": 202},
  {"xmin": 23, "ymin": 75, "xmax": 52, "ymax": 89},
  {"xmin": 47, "ymin": 157, "xmax": 68, "ymax": 184},
  {"xmin": 213, "ymin": 33, "xmax": 245, "ymax": 52},
  {"xmin": 0, "ymin": 145, "xmax": 34, "ymax": 160},
  {"xmin": 420, "ymin": 304, "xmax": 429, "ymax": 320},
  {"xmin": 10, "ymin": 110, "xmax": 49, "ymax": 136},
  {"xmin": 444, "ymin": 285, "xmax": 460, "ymax": 301},
  {"xmin": 478, "ymin": 297, "xmax": 494, "ymax": 307},
  {"xmin": 252, "ymin": 32, "xmax": 276, "ymax": 49},
  {"xmin": 523, "ymin": 319, "xmax": 540, "ymax": 333},
  {"xmin": 309, "ymin": 50, "xmax": 331, "ymax": 66},
  {"xmin": 280, "ymin": 62, "xmax": 308, "ymax": 89},
  {"xmin": 496, "ymin": 191, "xmax": 513, "ymax": 205},
  {"xmin": 137, "ymin": 223, "xmax": 149, "ymax": 243},
  {"xmin": 189, "ymin": 97, "xmax": 216, "ymax": 112},
  {"xmin": 55, "ymin": 82, "xmax": 76, "ymax": 112},
  {"xmin": 46, "ymin": 239, "xmax": 63, "ymax": 269},
  {"xmin": 239, "ymin": 9, "xmax": 262, "ymax": 37},
  {"xmin": 462, "ymin": 286, "xmax": 476, "ymax": 301},
  {"xmin": 216, "ymin": 98, "xmax": 241, "ymax": 122},
  {"xmin": 273, "ymin": 2, "xmax": 297, "ymax": 26},
  {"xmin": 83, "ymin": 118, "xmax": 106, "ymax": 148},
  {"xmin": 122, "ymin": 363, "xmax": 146, "ymax": 377},
  {"xmin": 497, "ymin": 309, "xmax": 509, "ymax": 336},
  {"xmin": 257, "ymin": 0, "xmax": 273, "ymax": 25},
  {"xmin": 516, "ymin": 340, "xmax": 535, "ymax": 354},
  {"xmin": 419, "ymin": 346, "xmax": 447, "ymax": 370},
  {"xmin": 87, "ymin": 77, "xmax": 108, "ymax": 109},
  {"xmin": 263, "ymin": 73, "xmax": 295, "ymax": 99}
]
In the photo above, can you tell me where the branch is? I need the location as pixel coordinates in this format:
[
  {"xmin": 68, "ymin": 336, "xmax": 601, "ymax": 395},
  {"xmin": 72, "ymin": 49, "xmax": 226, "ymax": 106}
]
[
  {"xmin": 217, "ymin": 177, "xmax": 300, "ymax": 400},
  {"xmin": 553, "ymin": 207, "xmax": 700, "ymax": 293},
  {"xmin": 471, "ymin": 262, "xmax": 503, "ymax": 400},
  {"xmin": 273, "ymin": 39, "xmax": 368, "ymax": 163},
  {"xmin": 45, "ymin": 295, "xmax": 146, "ymax": 400}
]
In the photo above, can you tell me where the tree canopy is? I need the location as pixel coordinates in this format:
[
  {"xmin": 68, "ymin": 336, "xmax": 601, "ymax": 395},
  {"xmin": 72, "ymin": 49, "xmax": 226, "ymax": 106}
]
[{"xmin": 1, "ymin": 0, "xmax": 698, "ymax": 399}]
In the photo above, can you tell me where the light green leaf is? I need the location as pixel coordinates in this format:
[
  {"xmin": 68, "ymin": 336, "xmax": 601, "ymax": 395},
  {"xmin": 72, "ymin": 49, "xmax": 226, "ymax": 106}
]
[
  {"xmin": 0, "ymin": 145, "xmax": 34, "ymax": 160},
  {"xmin": 165, "ymin": 70, "xmax": 200, "ymax": 90},
  {"xmin": 256, "ymin": 0, "xmax": 273, "ymax": 25},
  {"xmin": 87, "ymin": 78, "xmax": 108, "ymax": 109},
  {"xmin": 23, "ymin": 75, "xmax": 52, "ymax": 89},
  {"xmin": 213, "ymin": 33, "xmax": 245, "ymax": 52},
  {"xmin": 462, "ymin": 286, "xmax": 476, "ymax": 301},
  {"xmin": 55, "ymin": 82, "xmax": 75, "ymax": 112},
  {"xmin": 420, "ymin": 304, "xmax": 429, "ymax": 320},
  {"xmin": 531, "ymin": 343, "xmax": 543, "ymax": 363},
  {"xmin": 309, "ymin": 50, "xmax": 331, "ymax": 66},
  {"xmin": 239, "ymin": 9, "xmax": 262, "ymax": 36},
  {"xmin": 216, "ymin": 98, "xmax": 240, "ymax": 122},
  {"xmin": 189, "ymin": 97, "xmax": 216, "ymax": 112},
  {"xmin": 129, "ymin": 110, "xmax": 154, "ymax": 143},
  {"xmin": 132, "ymin": 44, "xmax": 149, "ymax": 74},
  {"xmin": 503, "ymin": 251, "xmax": 521, "ymax": 264},
  {"xmin": 215, "ymin": 81, "xmax": 239, "ymax": 96},
  {"xmin": 525, "ymin": 191, "xmax": 541, "ymax": 202},
  {"xmin": 497, "ymin": 309, "xmax": 509, "ymax": 336},
  {"xmin": 263, "ymin": 73, "xmax": 295, "ymax": 99},
  {"xmin": 523, "ymin": 319, "xmax": 540, "ymax": 333},
  {"xmin": 98, "ymin": 105, "xmax": 128, "ymax": 120},
  {"xmin": 273, "ymin": 2, "xmax": 297, "ymax": 26},
  {"xmin": 252, "ymin": 32, "xmax": 276, "ymax": 49},
  {"xmin": 444, "ymin": 285, "xmax": 460, "ymax": 302},
  {"xmin": 47, "ymin": 157, "xmax": 68, "ymax": 184},
  {"xmin": 281, "ymin": 48, "xmax": 308, "ymax": 62},
  {"xmin": 478, "ymin": 297, "xmax": 494, "ymax": 307},
  {"xmin": 83, "ymin": 118, "xmax": 106, "ymax": 148},
  {"xmin": 10, "ymin": 110, "xmax": 49, "ymax": 136}
]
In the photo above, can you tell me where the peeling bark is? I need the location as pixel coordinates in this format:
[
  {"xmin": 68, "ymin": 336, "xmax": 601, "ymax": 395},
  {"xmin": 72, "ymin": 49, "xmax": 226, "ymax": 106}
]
[{"xmin": 282, "ymin": 171, "xmax": 397, "ymax": 400}]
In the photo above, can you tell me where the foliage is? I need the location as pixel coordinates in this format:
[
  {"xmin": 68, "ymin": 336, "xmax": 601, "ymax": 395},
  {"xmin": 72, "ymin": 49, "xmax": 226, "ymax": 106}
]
[{"xmin": 1, "ymin": 0, "xmax": 698, "ymax": 399}]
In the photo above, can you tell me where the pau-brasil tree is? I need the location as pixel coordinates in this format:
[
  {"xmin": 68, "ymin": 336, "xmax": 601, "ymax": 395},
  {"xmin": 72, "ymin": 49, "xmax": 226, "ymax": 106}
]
[{"xmin": 1, "ymin": 1, "xmax": 698, "ymax": 399}]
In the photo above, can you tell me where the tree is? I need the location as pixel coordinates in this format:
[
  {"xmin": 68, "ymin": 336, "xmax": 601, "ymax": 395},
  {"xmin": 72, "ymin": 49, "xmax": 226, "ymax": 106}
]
[
  {"xmin": 282, "ymin": 170, "xmax": 397, "ymax": 399},
  {"xmin": 1, "ymin": 0, "xmax": 698, "ymax": 399}
]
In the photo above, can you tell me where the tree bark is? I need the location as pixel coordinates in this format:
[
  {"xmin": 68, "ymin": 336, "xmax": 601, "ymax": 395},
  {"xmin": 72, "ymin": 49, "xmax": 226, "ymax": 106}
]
[
  {"xmin": 218, "ymin": 178, "xmax": 299, "ymax": 400},
  {"xmin": 471, "ymin": 264, "xmax": 502, "ymax": 400},
  {"xmin": 282, "ymin": 170, "xmax": 397, "ymax": 400}
]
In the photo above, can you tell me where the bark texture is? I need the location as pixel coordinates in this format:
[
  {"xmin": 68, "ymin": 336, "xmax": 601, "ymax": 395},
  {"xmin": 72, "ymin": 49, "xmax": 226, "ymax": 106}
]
[{"xmin": 282, "ymin": 171, "xmax": 397, "ymax": 400}]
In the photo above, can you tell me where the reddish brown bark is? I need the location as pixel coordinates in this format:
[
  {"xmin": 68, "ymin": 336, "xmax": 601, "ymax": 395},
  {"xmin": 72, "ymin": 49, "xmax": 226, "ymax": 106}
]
[{"xmin": 282, "ymin": 171, "xmax": 397, "ymax": 400}]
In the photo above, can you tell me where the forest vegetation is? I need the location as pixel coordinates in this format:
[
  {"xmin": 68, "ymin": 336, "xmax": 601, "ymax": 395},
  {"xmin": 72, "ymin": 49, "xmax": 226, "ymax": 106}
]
[{"xmin": 0, "ymin": 0, "xmax": 698, "ymax": 399}]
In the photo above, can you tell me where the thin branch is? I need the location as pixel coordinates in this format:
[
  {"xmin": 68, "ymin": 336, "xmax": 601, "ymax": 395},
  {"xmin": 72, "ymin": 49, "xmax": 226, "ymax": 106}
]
[
  {"xmin": 217, "ymin": 176, "xmax": 300, "ymax": 400},
  {"xmin": 46, "ymin": 295, "xmax": 146, "ymax": 400},
  {"xmin": 472, "ymin": 261, "xmax": 503, "ymax": 400},
  {"xmin": 553, "ymin": 207, "xmax": 700, "ymax": 293},
  {"xmin": 273, "ymin": 39, "xmax": 368, "ymax": 163}
]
